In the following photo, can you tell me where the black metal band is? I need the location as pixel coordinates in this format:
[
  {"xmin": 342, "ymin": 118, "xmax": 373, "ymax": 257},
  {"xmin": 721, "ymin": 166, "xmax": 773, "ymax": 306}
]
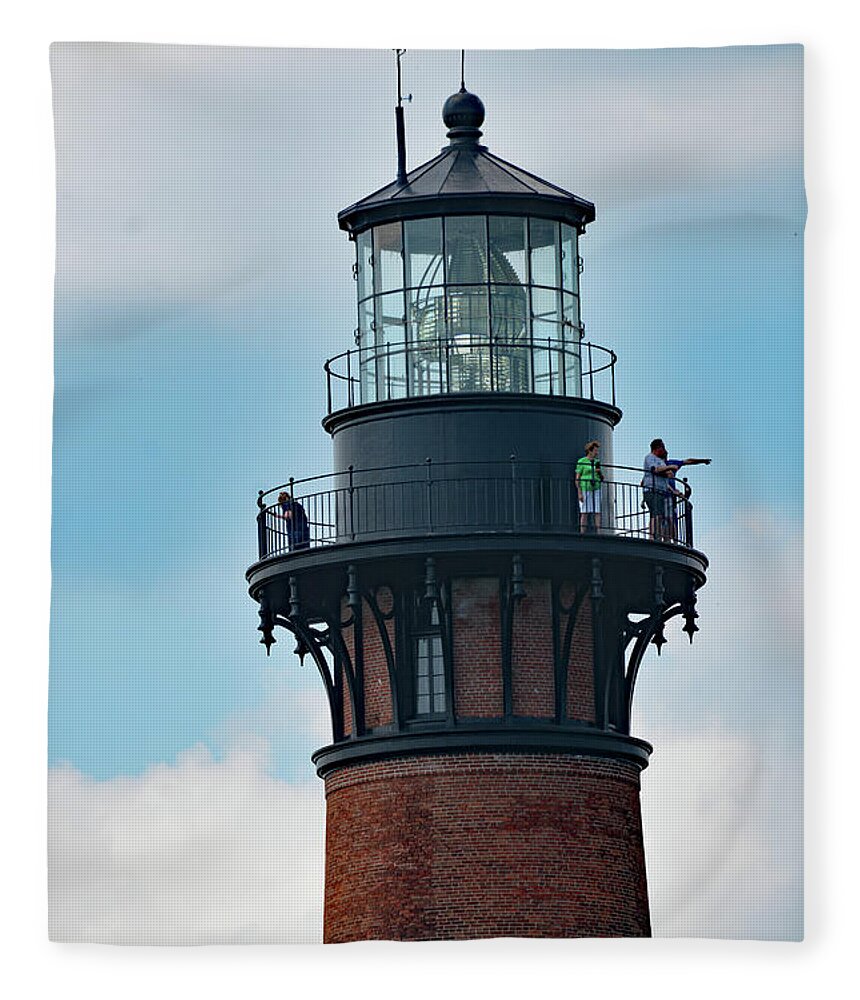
[{"xmin": 311, "ymin": 726, "xmax": 653, "ymax": 778}]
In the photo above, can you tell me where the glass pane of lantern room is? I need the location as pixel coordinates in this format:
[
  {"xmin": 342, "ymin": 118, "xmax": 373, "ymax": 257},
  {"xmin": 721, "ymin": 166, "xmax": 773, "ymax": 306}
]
[
  {"xmin": 358, "ymin": 344, "xmax": 378, "ymax": 404},
  {"xmin": 446, "ymin": 285, "xmax": 490, "ymax": 392},
  {"xmin": 374, "ymin": 291, "xmax": 407, "ymax": 399},
  {"xmin": 407, "ymin": 285, "xmax": 446, "ymax": 396},
  {"xmin": 447, "ymin": 285, "xmax": 489, "ymax": 342},
  {"xmin": 357, "ymin": 297, "xmax": 376, "ymax": 402},
  {"xmin": 358, "ymin": 295, "xmax": 374, "ymax": 345},
  {"xmin": 375, "ymin": 291, "xmax": 406, "ymax": 347},
  {"xmin": 373, "ymin": 222, "xmax": 404, "ymax": 295},
  {"xmin": 356, "ymin": 229, "xmax": 374, "ymax": 303},
  {"xmin": 490, "ymin": 284, "xmax": 529, "ymax": 341},
  {"xmin": 532, "ymin": 287, "xmax": 563, "ymax": 394},
  {"xmin": 560, "ymin": 223, "xmax": 578, "ymax": 296},
  {"xmin": 529, "ymin": 218, "xmax": 560, "ymax": 289},
  {"xmin": 532, "ymin": 288, "xmax": 562, "ymax": 339},
  {"xmin": 444, "ymin": 216, "xmax": 488, "ymax": 285},
  {"xmin": 404, "ymin": 217, "xmax": 444, "ymax": 290},
  {"xmin": 561, "ymin": 292, "xmax": 581, "ymax": 396},
  {"xmin": 491, "ymin": 283, "xmax": 530, "ymax": 393},
  {"xmin": 488, "ymin": 216, "xmax": 528, "ymax": 285},
  {"xmin": 408, "ymin": 285, "xmax": 446, "ymax": 343}
]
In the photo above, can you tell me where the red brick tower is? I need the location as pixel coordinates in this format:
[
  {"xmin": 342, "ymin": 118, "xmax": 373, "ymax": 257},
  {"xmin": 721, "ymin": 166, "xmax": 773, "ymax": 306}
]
[{"xmin": 248, "ymin": 81, "xmax": 707, "ymax": 941}]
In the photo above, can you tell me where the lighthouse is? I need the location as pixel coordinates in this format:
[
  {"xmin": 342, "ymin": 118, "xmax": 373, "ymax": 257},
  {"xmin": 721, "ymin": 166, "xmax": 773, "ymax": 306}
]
[{"xmin": 247, "ymin": 77, "xmax": 708, "ymax": 941}]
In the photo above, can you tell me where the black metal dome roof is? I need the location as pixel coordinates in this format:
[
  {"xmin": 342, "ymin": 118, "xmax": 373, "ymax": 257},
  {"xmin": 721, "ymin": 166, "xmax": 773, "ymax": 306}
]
[{"xmin": 338, "ymin": 89, "xmax": 595, "ymax": 236}]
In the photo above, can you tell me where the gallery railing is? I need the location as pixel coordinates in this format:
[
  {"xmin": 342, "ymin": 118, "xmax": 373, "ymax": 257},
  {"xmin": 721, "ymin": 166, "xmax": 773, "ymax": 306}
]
[
  {"xmin": 323, "ymin": 337, "xmax": 617, "ymax": 414},
  {"xmin": 255, "ymin": 460, "xmax": 695, "ymax": 560}
]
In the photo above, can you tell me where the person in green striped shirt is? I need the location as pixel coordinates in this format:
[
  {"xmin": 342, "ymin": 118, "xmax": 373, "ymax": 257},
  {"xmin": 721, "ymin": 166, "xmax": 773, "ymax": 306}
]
[
  {"xmin": 575, "ymin": 440, "xmax": 604, "ymax": 533},
  {"xmin": 576, "ymin": 441, "xmax": 603, "ymax": 532}
]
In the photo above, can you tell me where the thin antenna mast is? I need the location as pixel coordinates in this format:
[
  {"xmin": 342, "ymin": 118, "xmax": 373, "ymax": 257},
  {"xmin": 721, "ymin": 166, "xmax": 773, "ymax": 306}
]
[
  {"xmin": 460, "ymin": 49, "xmax": 465, "ymax": 91},
  {"xmin": 394, "ymin": 49, "xmax": 411, "ymax": 187}
]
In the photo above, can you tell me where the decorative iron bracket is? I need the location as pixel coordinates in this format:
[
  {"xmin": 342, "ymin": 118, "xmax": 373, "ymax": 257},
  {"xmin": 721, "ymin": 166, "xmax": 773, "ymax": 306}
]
[
  {"xmin": 622, "ymin": 603, "xmax": 685, "ymax": 731},
  {"xmin": 552, "ymin": 581, "xmax": 588, "ymax": 724},
  {"xmin": 323, "ymin": 607, "xmax": 364, "ymax": 739},
  {"xmin": 274, "ymin": 612, "xmax": 340, "ymax": 743},
  {"xmin": 682, "ymin": 583, "xmax": 700, "ymax": 643},
  {"xmin": 257, "ymin": 589, "xmax": 276, "ymax": 655},
  {"xmin": 364, "ymin": 585, "xmax": 401, "ymax": 731},
  {"xmin": 500, "ymin": 554, "xmax": 527, "ymax": 718}
]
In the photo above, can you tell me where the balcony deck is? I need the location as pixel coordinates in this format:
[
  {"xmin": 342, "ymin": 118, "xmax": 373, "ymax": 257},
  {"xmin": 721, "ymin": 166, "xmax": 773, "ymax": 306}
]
[{"xmin": 253, "ymin": 460, "xmax": 699, "ymax": 562}]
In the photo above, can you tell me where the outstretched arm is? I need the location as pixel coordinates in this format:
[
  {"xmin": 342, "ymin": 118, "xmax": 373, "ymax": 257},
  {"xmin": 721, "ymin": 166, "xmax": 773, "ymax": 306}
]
[{"xmin": 681, "ymin": 457, "xmax": 711, "ymax": 465}]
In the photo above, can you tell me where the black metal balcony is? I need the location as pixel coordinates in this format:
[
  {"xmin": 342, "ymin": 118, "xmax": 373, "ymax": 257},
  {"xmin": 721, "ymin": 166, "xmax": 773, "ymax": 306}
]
[
  {"xmin": 254, "ymin": 460, "xmax": 696, "ymax": 561},
  {"xmin": 324, "ymin": 337, "xmax": 616, "ymax": 415}
]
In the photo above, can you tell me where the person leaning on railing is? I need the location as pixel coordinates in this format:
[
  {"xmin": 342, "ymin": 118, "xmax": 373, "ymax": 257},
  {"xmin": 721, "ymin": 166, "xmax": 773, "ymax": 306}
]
[
  {"xmin": 642, "ymin": 439, "xmax": 711, "ymax": 542},
  {"xmin": 664, "ymin": 466, "xmax": 691, "ymax": 542},
  {"xmin": 575, "ymin": 440, "xmax": 604, "ymax": 533},
  {"xmin": 273, "ymin": 490, "xmax": 311, "ymax": 551}
]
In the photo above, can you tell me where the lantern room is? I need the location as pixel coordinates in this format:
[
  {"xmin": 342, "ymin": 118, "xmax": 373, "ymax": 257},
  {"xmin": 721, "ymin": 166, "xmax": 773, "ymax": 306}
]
[{"xmin": 337, "ymin": 87, "xmax": 598, "ymax": 405}]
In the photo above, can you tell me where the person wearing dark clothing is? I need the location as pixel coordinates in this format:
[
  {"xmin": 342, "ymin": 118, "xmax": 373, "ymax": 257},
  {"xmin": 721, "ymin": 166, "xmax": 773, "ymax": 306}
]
[
  {"xmin": 663, "ymin": 464, "xmax": 691, "ymax": 541},
  {"xmin": 275, "ymin": 490, "xmax": 311, "ymax": 551}
]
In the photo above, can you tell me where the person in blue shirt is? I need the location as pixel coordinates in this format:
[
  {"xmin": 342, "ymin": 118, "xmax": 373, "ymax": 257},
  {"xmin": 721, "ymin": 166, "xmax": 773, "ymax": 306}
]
[
  {"xmin": 274, "ymin": 490, "xmax": 311, "ymax": 551},
  {"xmin": 663, "ymin": 462, "xmax": 692, "ymax": 541},
  {"xmin": 642, "ymin": 439, "xmax": 711, "ymax": 541}
]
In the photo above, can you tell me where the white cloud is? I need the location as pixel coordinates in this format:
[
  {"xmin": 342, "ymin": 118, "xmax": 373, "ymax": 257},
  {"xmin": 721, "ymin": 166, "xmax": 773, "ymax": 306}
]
[
  {"xmin": 48, "ymin": 742, "xmax": 325, "ymax": 944},
  {"xmin": 643, "ymin": 725, "xmax": 802, "ymax": 940},
  {"xmin": 219, "ymin": 677, "xmax": 333, "ymax": 749},
  {"xmin": 51, "ymin": 44, "xmax": 802, "ymax": 340},
  {"xmin": 634, "ymin": 506, "xmax": 803, "ymax": 736},
  {"xmin": 635, "ymin": 507, "xmax": 803, "ymax": 939}
]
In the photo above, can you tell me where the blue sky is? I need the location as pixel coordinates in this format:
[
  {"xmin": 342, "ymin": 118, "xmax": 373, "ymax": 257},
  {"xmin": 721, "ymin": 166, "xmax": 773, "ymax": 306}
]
[{"xmin": 48, "ymin": 43, "xmax": 804, "ymax": 941}]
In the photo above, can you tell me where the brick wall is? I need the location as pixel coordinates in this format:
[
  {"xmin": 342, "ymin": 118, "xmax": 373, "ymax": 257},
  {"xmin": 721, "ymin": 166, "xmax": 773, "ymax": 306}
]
[
  {"xmin": 567, "ymin": 598, "xmax": 596, "ymax": 722},
  {"xmin": 452, "ymin": 577, "xmax": 504, "ymax": 719},
  {"xmin": 363, "ymin": 592, "xmax": 394, "ymax": 729},
  {"xmin": 450, "ymin": 575, "xmax": 594, "ymax": 722},
  {"xmin": 511, "ymin": 578, "xmax": 555, "ymax": 718},
  {"xmin": 323, "ymin": 752, "xmax": 650, "ymax": 941}
]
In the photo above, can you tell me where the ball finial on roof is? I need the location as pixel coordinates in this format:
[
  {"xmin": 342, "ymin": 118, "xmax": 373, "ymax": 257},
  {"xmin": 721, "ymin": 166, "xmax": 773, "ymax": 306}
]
[{"xmin": 442, "ymin": 88, "xmax": 485, "ymax": 142}]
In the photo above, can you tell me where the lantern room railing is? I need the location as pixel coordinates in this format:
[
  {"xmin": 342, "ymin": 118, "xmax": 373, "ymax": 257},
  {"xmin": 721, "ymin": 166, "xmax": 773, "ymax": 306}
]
[
  {"xmin": 254, "ymin": 459, "xmax": 695, "ymax": 561},
  {"xmin": 323, "ymin": 337, "xmax": 616, "ymax": 414}
]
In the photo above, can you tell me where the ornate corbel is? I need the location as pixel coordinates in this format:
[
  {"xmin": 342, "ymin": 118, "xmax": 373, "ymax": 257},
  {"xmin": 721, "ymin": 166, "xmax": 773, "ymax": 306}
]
[
  {"xmin": 324, "ymin": 603, "xmax": 363, "ymax": 739},
  {"xmin": 500, "ymin": 554, "xmax": 527, "ymax": 719},
  {"xmin": 274, "ymin": 612, "xmax": 340, "ymax": 744},
  {"xmin": 346, "ymin": 564, "xmax": 361, "ymax": 616},
  {"xmin": 590, "ymin": 556, "xmax": 603, "ymax": 603},
  {"xmin": 256, "ymin": 589, "xmax": 276, "ymax": 655},
  {"xmin": 511, "ymin": 553, "xmax": 526, "ymax": 601},
  {"xmin": 589, "ymin": 558, "xmax": 613, "ymax": 728},
  {"xmin": 682, "ymin": 584, "xmax": 700, "ymax": 643},
  {"xmin": 651, "ymin": 565, "xmax": 668, "ymax": 655},
  {"xmin": 423, "ymin": 556, "xmax": 437, "ymax": 602},
  {"xmin": 289, "ymin": 575, "xmax": 301, "ymax": 618},
  {"xmin": 622, "ymin": 602, "xmax": 685, "ymax": 731}
]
